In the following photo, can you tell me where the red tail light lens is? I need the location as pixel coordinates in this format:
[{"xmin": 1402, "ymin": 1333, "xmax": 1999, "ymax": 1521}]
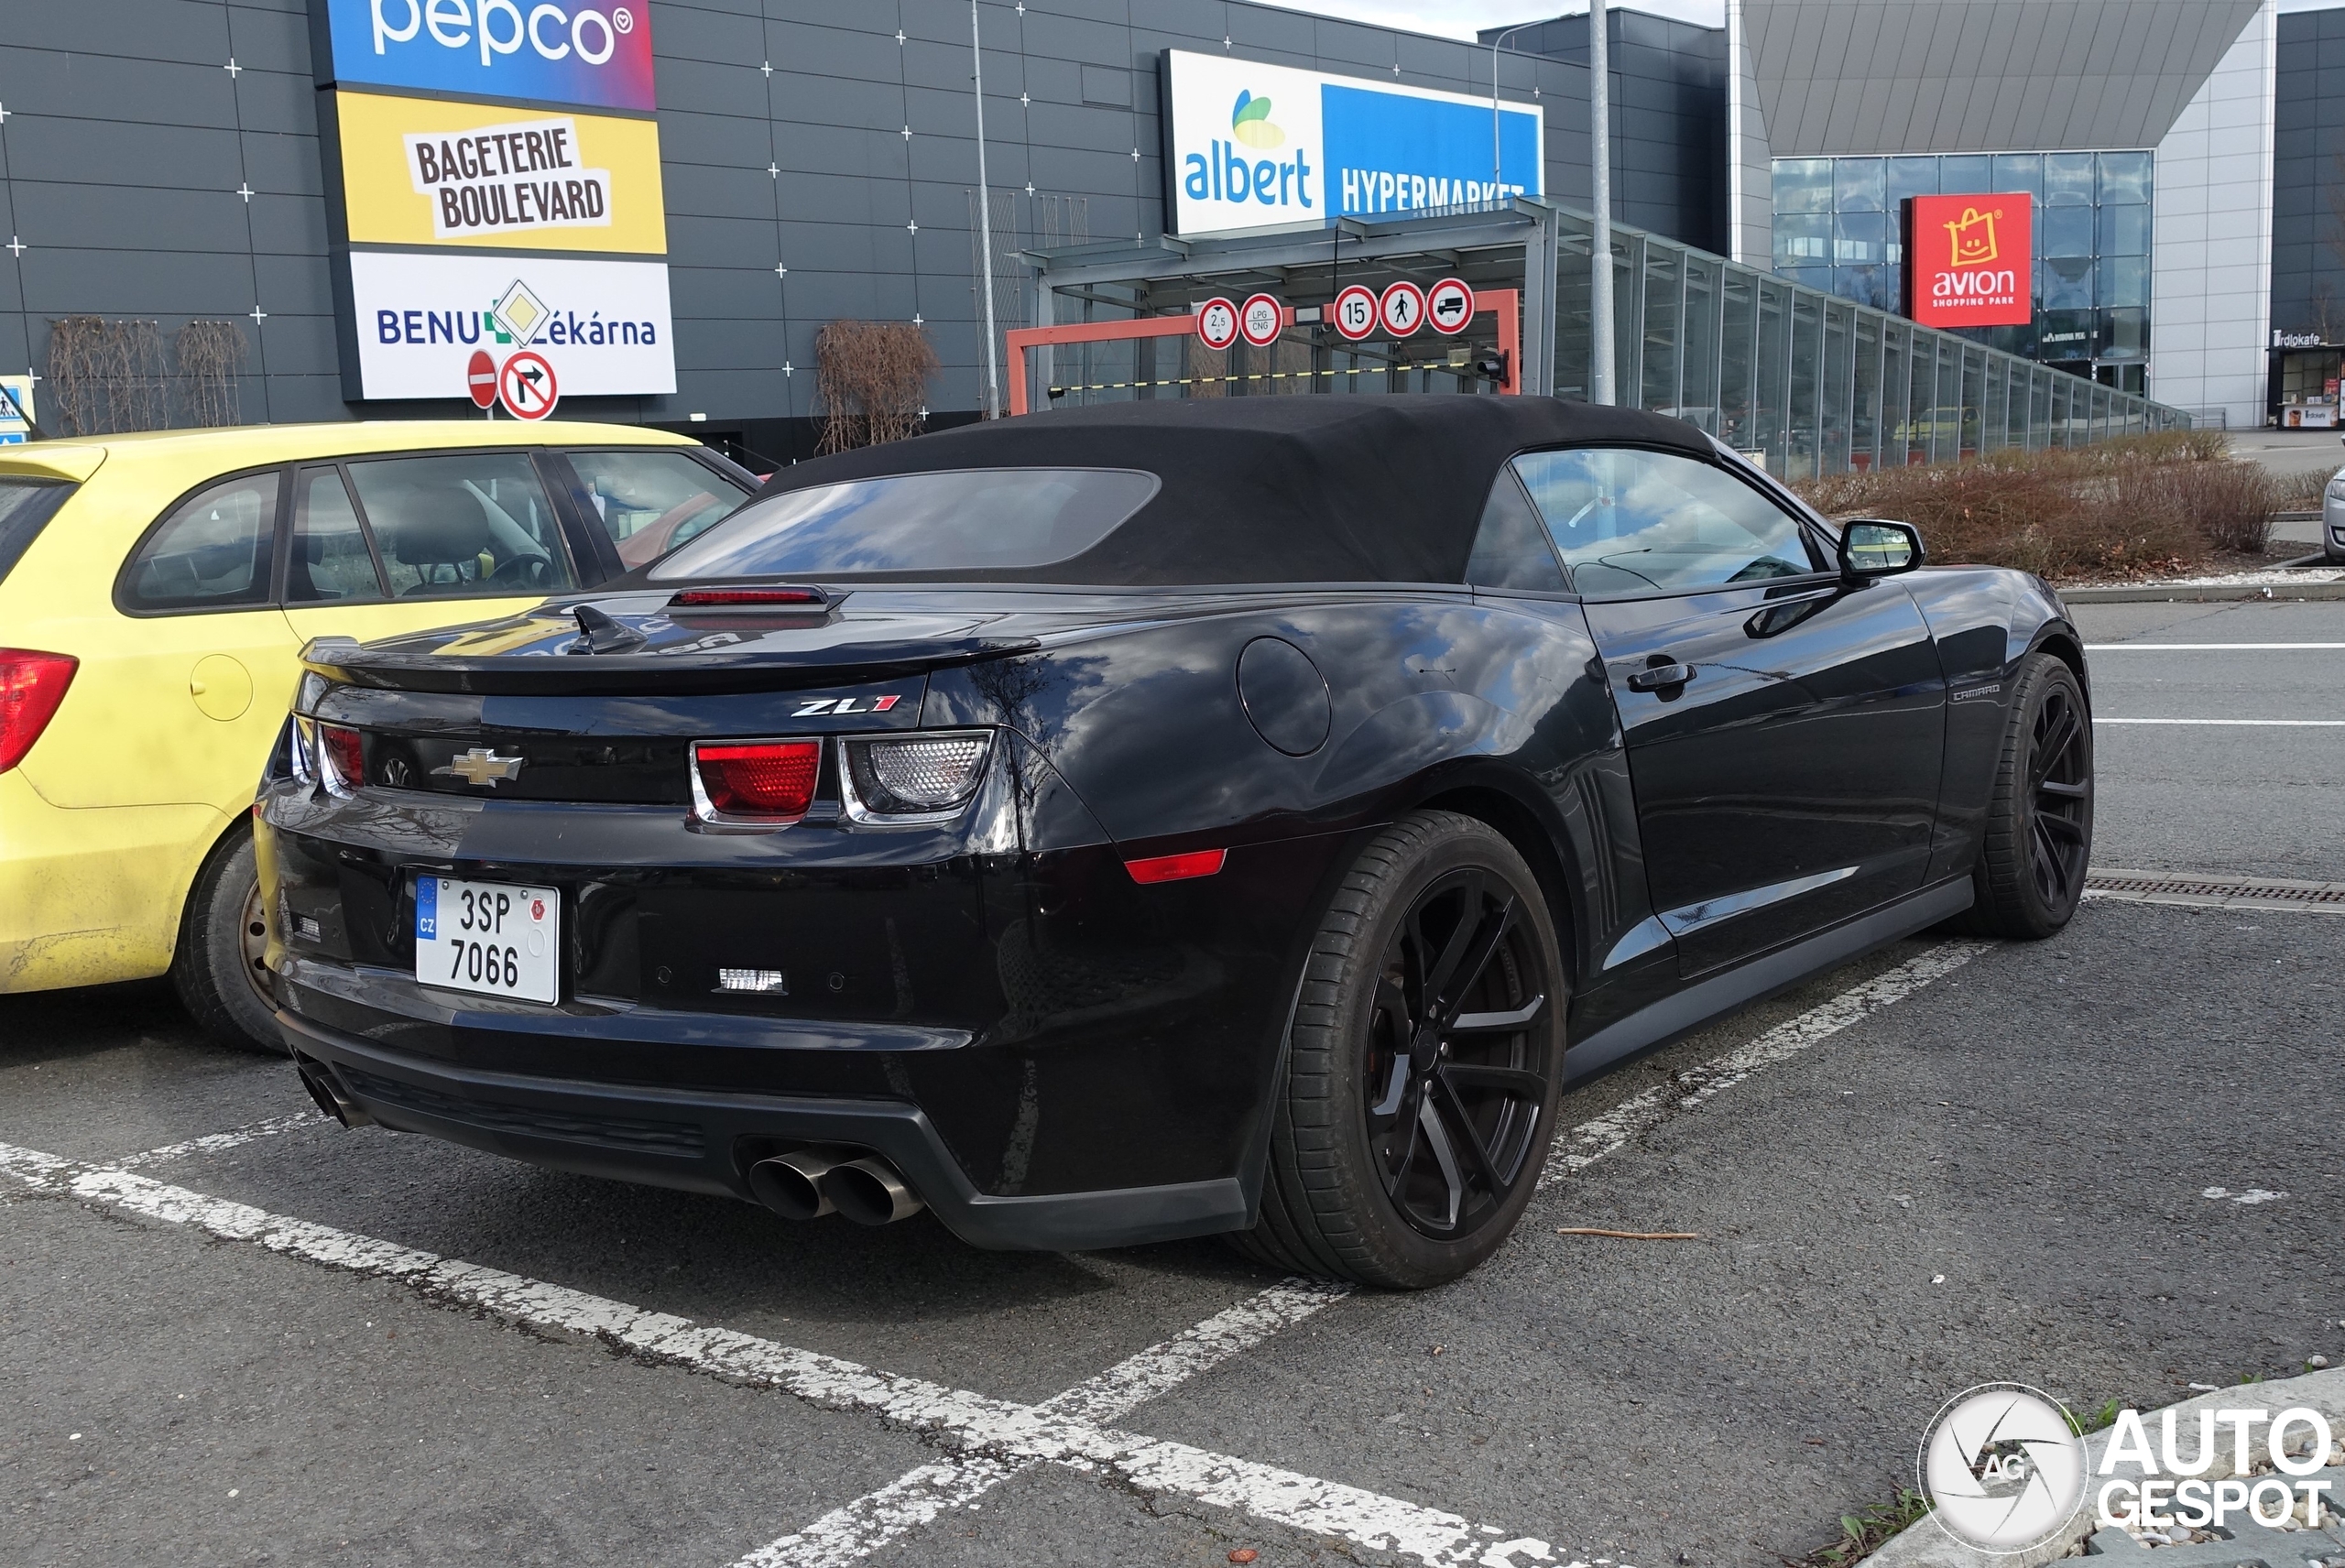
[
  {"xmin": 318, "ymin": 724, "xmax": 365, "ymax": 790},
  {"xmin": 694, "ymin": 740, "xmax": 821, "ymax": 820},
  {"xmin": 1125, "ymin": 848, "xmax": 1227, "ymax": 885},
  {"xmin": 0, "ymin": 649, "xmax": 78, "ymax": 774}
]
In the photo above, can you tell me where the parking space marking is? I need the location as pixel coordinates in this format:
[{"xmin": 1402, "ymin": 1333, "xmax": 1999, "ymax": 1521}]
[
  {"xmin": 115, "ymin": 1111, "xmax": 321, "ymax": 1169},
  {"xmin": 1539, "ymin": 942, "xmax": 1989, "ymax": 1190},
  {"xmin": 2094, "ymin": 718, "xmax": 2345, "ymax": 726},
  {"xmin": 2083, "ymin": 643, "xmax": 2345, "ymax": 650},
  {"xmin": 0, "ymin": 1143, "xmax": 1552, "ymax": 1568},
  {"xmin": 735, "ymin": 1280, "xmax": 1350, "ymax": 1567}
]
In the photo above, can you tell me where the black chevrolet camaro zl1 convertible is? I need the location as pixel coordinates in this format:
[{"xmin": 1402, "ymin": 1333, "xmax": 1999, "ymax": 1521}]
[{"xmin": 257, "ymin": 396, "xmax": 2093, "ymax": 1287}]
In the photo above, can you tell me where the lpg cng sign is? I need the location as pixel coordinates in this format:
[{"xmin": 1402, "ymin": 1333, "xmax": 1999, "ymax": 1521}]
[{"xmin": 1903, "ymin": 193, "xmax": 2034, "ymax": 328}]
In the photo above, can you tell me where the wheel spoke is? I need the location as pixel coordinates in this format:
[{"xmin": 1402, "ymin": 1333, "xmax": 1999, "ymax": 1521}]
[
  {"xmin": 1369, "ymin": 1052, "xmax": 1412, "ymax": 1118},
  {"xmin": 2037, "ymin": 779, "xmax": 2089, "ymax": 800},
  {"xmin": 2034, "ymin": 811, "xmax": 2087, "ymax": 845},
  {"xmin": 2031, "ymin": 817, "xmax": 2073, "ymax": 897},
  {"xmin": 1429, "ymin": 1070, "xmax": 1513, "ymax": 1201},
  {"xmin": 1432, "ymin": 895, "xmax": 1515, "ymax": 1026},
  {"xmin": 2032, "ymin": 703, "xmax": 2080, "ymax": 785},
  {"xmin": 1413, "ymin": 1098, "xmax": 1466, "ymax": 1229},
  {"xmin": 1448, "ymin": 996, "xmax": 1545, "ymax": 1035},
  {"xmin": 1440, "ymin": 1062, "xmax": 1547, "ymax": 1101},
  {"xmin": 1416, "ymin": 872, "xmax": 1486, "ymax": 1005}
]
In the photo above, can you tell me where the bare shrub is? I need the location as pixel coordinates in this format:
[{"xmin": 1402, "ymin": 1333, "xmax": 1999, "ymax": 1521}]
[
  {"xmin": 814, "ymin": 320, "xmax": 938, "ymax": 453},
  {"xmin": 2164, "ymin": 460, "xmax": 2278, "ymax": 553},
  {"xmin": 173, "ymin": 320, "xmax": 249, "ymax": 428},
  {"xmin": 1794, "ymin": 431, "xmax": 2265, "ymax": 577},
  {"xmin": 46, "ymin": 316, "xmax": 168, "ymax": 435}
]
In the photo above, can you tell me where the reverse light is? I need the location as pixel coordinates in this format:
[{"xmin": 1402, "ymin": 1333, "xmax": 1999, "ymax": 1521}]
[
  {"xmin": 318, "ymin": 723, "xmax": 366, "ymax": 794},
  {"xmin": 693, "ymin": 739, "xmax": 822, "ymax": 822},
  {"xmin": 839, "ymin": 733, "xmax": 991, "ymax": 823},
  {"xmin": 0, "ymin": 649, "xmax": 76, "ymax": 774},
  {"xmin": 1124, "ymin": 848, "xmax": 1227, "ymax": 885}
]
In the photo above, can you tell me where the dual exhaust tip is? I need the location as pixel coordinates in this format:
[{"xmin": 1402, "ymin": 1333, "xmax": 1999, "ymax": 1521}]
[{"xmin": 748, "ymin": 1148, "xmax": 922, "ymax": 1226}]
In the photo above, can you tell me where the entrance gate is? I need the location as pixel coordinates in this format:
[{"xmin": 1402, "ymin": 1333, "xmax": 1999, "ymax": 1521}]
[{"xmin": 1008, "ymin": 205, "xmax": 1555, "ymax": 419}]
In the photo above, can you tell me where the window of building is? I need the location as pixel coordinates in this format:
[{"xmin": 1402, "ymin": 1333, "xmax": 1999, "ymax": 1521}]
[{"xmin": 1771, "ymin": 149, "xmax": 2154, "ymax": 379}]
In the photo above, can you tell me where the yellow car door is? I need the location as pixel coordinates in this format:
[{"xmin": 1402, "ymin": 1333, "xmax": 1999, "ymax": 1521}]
[
  {"xmin": 23, "ymin": 465, "xmax": 301, "ymax": 814},
  {"xmin": 279, "ymin": 453, "xmax": 582, "ymax": 668}
]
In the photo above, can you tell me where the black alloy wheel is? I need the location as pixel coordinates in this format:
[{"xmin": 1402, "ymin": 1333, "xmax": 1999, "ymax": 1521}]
[
  {"xmin": 1362, "ymin": 868, "xmax": 1551, "ymax": 1240},
  {"xmin": 2025, "ymin": 679, "xmax": 2091, "ymax": 909},
  {"xmin": 1236, "ymin": 810, "xmax": 1566, "ymax": 1288},
  {"xmin": 1958, "ymin": 651, "xmax": 2095, "ymax": 939}
]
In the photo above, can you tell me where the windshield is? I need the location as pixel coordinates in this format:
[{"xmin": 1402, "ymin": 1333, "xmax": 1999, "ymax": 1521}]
[{"xmin": 649, "ymin": 467, "xmax": 1161, "ymax": 581}]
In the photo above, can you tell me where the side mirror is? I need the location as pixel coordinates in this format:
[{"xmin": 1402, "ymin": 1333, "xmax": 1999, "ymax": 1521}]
[{"xmin": 1838, "ymin": 519, "xmax": 1925, "ymax": 578}]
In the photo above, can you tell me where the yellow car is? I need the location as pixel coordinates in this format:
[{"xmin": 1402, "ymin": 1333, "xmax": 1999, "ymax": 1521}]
[{"xmin": 0, "ymin": 420, "xmax": 756, "ymax": 1049}]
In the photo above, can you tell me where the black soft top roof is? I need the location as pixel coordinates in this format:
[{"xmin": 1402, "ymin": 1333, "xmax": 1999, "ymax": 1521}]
[{"xmin": 751, "ymin": 395, "xmax": 1718, "ymax": 586}]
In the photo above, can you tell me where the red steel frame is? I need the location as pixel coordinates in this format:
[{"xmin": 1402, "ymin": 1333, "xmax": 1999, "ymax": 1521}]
[{"xmin": 1004, "ymin": 289, "xmax": 1521, "ymax": 417}]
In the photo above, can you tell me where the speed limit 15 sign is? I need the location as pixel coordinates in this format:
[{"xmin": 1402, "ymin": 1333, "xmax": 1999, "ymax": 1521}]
[{"xmin": 1332, "ymin": 284, "xmax": 1379, "ymax": 342}]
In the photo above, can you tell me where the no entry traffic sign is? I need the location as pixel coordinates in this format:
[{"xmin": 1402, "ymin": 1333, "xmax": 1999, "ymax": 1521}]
[
  {"xmin": 1194, "ymin": 297, "xmax": 1240, "ymax": 352},
  {"xmin": 1378, "ymin": 280, "xmax": 1427, "ymax": 337},
  {"xmin": 1331, "ymin": 284, "xmax": 1379, "ymax": 342},
  {"xmin": 1238, "ymin": 293, "xmax": 1284, "ymax": 348},
  {"xmin": 498, "ymin": 350, "xmax": 559, "ymax": 420},
  {"xmin": 1426, "ymin": 278, "xmax": 1475, "ymax": 336},
  {"xmin": 465, "ymin": 349, "xmax": 498, "ymax": 408}
]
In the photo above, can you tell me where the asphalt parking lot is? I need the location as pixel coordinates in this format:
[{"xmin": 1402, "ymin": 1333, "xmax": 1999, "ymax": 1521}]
[{"xmin": 6, "ymin": 604, "xmax": 2341, "ymax": 1568}]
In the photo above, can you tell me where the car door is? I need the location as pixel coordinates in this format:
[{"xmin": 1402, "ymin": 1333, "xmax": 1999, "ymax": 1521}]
[
  {"xmin": 36, "ymin": 466, "xmax": 305, "ymax": 813},
  {"xmin": 280, "ymin": 450, "xmax": 584, "ymax": 652},
  {"xmin": 552, "ymin": 446, "xmax": 757, "ymax": 572},
  {"xmin": 1512, "ymin": 444, "xmax": 1945, "ymax": 977}
]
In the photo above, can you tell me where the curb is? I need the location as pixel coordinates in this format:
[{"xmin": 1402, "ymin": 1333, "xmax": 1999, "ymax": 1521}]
[
  {"xmin": 1864, "ymin": 1367, "xmax": 2345, "ymax": 1567},
  {"xmin": 2060, "ymin": 582, "xmax": 2345, "ymax": 603}
]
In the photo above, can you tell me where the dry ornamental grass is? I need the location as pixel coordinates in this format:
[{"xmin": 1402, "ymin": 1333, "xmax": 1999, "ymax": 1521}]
[{"xmin": 1794, "ymin": 430, "xmax": 2291, "ymax": 580}]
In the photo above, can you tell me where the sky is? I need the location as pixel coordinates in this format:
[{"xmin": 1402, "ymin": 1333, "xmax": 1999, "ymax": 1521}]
[{"xmin": 1269, "ymin": 0, "xmax": 2334, "ymax": 46}]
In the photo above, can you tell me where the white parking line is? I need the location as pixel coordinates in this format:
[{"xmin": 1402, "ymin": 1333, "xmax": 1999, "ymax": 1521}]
[
  {"xmin": 2083, "ymin": 643, "xmax": 2345, "ymax": 650},
  {"xmin": 0, "ymin": 1144, "xmax": 1555, "ymax": 1568},
  {"xmin": 115, "ymin": 1111, "xmax": 320, "ymax": 1169},
  {"xmin": 1539, "ymin": 942, "xmax": 1989, "ymax": 1189},
  {"xmin": 2093, "ymin": 718, "xmax": 2345, "ymax": 726}
]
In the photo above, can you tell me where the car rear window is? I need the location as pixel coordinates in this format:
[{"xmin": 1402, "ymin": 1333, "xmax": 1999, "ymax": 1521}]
[
  {"xmin": 647, "ymin": 467, "xmax": 1161, "ymax": 581},
  {"xmin": 0, "ymin": 475, "xmax": 81, "ymax": 588}
]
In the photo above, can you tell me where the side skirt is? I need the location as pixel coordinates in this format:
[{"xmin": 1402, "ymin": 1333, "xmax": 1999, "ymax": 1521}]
[{"xmin": 1561, "ymin": 876, "xmax": 1975, "ymax": 1083}]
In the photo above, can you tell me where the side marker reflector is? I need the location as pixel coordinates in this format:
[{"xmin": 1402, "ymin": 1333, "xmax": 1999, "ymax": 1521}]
[{"xmin": 1124, "ymin": 848, "xmax": 1227, "ymax": 884}]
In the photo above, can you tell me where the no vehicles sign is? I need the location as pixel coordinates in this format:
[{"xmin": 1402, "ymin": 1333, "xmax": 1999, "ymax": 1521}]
[{"xmin": 499, "ymin": 350, "xmax": 559, "ymax": 419}]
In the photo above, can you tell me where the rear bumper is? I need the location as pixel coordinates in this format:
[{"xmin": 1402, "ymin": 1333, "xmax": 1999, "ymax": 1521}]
[{"xmin": 278, "ymin": 1004, "xmax": 1251, "ymax": 1252}]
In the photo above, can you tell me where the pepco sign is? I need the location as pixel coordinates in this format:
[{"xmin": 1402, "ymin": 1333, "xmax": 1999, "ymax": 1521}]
[{"xmin": 1902, "ymin": 193, "xmax": 2034, "ymax": 328}]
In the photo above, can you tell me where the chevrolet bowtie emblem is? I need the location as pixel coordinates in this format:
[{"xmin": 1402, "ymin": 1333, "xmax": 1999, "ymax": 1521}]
[{"xmin": 432, "ymin": 747, "xmax": 525, "ymax": 787}]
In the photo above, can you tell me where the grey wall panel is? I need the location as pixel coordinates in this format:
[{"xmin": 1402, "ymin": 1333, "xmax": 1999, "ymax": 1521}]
[
  {"xmin": 4, "ymin": 0, "xmax": 229, "ymax": 60},
  {"xmin": 13, "ymin": 180, "xmax": 253, "ymax": 252},
  {"xmin": 16, "ymin": 244, "xmax": 257, "ymax": 313},
  {"xmin": 656, "ymin": 5, "xmax": 764, "ymax": 64},
  {"xmin": 657, "ymin": 59, "xmax": 772, "ymax": 118},
  {"xmin": 6, "ymin": 116, "xmax": 244, "ymax": 193},
  {"xmin": 245, "ymin": 191, "xmax": 327, "ymax": 254},
  {"xmin": 255, "ymin": 250, "xmax": 335, "ymax": 314},
  {"xmin": 253, "ymin": 311, "xmax": 342, "ymax": 376},
  {"xmin": 0, "ymin": 51, "xmax": 241, "ymax": 128},
  {"xmin": 244, "ymin": 132, "xmax": 325, "ymax": 197},
  {"xmin": 224, "ymin": 5, "xmax": 313, "ymax": 72}
]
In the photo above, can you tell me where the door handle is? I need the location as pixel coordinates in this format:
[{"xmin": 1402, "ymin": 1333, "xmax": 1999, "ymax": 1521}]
[{"xmin": 1626, "ymin": 661, "xmax": 1696, "ymax": 692}]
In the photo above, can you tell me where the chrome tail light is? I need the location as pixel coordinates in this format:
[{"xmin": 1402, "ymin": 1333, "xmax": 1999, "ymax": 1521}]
[{"xmin": 839, "ymin": 732, "xmax": 991, "ymax": 824}]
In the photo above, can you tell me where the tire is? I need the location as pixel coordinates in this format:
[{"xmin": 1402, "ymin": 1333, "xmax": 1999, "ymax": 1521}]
[
  {"xmin": 169, "ymin": 827, "xmax": 289, "ymax": 1055},
  {"xmin": 1231, "ymin": 811, "xmax": 1566, "ymax": 1289},
  {"xmin": 1953, "ymin": 652, "xmax": 2094, "ymax": 940}
]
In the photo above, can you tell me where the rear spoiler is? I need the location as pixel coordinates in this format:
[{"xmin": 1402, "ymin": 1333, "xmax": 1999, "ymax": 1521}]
[{"xmin": 298, "ymin": 633, "xmax": 1042, "ymax": 696}]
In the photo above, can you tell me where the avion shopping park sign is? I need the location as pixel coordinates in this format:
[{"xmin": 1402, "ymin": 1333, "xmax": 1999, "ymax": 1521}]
[
  {"xmin": 1903, "ymin": 193, "xmax": 2034, "ymax": 328},
  {"xmin": 1162, "ymin": 50, "xmax": 1542, "ymax": 240}
]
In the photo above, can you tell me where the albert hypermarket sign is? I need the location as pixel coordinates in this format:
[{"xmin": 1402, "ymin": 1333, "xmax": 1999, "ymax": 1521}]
[{"xmin": 1161, "ymin": 51, "xmax": 1543, "ymax": 240}]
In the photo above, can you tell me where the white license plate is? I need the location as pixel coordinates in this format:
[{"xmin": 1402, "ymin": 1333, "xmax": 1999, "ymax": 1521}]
[{"xmin": 415, "ymin": 876, "xmax": 560, "ymax": 1004}]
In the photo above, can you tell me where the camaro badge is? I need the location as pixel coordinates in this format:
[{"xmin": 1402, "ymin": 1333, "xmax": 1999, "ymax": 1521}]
[{"xmin": 433, "ymin": 747, "xmax": 525, "ymax": 787}]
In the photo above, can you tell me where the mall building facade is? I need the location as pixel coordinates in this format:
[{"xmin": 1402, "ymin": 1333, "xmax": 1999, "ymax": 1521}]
[{"xmin": 0, "ymin": 0, "xmax": 2323, "ymax": 456}]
